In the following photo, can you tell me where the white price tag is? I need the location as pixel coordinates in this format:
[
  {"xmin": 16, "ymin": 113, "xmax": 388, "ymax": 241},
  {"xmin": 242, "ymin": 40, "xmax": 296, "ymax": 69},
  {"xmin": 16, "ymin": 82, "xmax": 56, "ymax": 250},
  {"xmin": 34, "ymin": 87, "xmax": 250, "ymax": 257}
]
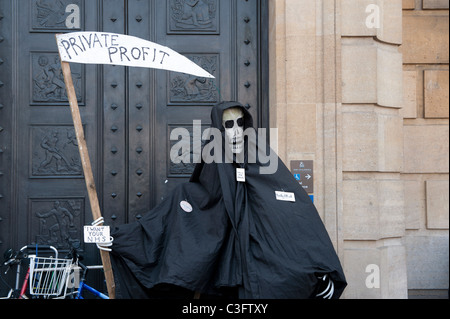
[
  {"xmin": 84, "ymin": 226, "xmax": 110, "ymax": 244},
  {"xmin": 275, "ymin": 191, "xmax": 296, "ymax": 202},
  {"xmin": 236, "ymin": 168, "xmax": 246, "ymax": 183}
]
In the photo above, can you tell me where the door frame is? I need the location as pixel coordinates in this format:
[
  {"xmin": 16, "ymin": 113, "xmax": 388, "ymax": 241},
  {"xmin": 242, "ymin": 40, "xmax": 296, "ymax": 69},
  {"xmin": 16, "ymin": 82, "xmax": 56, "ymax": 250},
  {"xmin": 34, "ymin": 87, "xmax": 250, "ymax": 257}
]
[{"xmin": 259, "ymin": 0, "xmax": 270, "ymax": 132}]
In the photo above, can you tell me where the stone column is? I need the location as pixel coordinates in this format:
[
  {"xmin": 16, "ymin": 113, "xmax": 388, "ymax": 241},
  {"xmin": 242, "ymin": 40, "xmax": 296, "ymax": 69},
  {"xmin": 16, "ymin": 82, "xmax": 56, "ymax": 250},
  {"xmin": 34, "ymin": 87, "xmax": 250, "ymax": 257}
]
[
  {"xmin": 268, "ymin": 0, "xmax": 345, "ymax": 272},
  {"xmin": 339, "ymin": 0, "xmax": 408, "ymax": 298},
  {"xmin": 269, "ymin": 0, "xmax": 409, "ymax": 298}
]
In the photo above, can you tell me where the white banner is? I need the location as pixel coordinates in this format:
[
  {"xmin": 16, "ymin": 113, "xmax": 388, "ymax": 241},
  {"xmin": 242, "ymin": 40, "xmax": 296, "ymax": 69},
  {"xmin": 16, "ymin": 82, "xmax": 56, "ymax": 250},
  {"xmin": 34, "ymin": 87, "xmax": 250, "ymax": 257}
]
[{"xmin": 56, "ymin": 32, "xmax": 214, "ymax": 78}]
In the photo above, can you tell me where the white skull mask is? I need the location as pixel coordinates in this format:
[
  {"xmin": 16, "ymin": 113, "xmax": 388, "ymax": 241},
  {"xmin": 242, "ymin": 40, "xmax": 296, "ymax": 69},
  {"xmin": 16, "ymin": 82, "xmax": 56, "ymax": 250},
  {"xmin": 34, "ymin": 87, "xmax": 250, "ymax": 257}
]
[{"xmin": 223, "ymin": 108, "xmax": 245, "ymax": 154}]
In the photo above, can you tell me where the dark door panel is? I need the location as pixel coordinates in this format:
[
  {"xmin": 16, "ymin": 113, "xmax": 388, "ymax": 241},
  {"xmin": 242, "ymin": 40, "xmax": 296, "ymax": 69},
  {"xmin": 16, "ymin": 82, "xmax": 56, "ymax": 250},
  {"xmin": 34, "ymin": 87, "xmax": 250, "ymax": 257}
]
[{"xmin": 0, "ymin": 0, "xmax": 267, "ymax": 294}]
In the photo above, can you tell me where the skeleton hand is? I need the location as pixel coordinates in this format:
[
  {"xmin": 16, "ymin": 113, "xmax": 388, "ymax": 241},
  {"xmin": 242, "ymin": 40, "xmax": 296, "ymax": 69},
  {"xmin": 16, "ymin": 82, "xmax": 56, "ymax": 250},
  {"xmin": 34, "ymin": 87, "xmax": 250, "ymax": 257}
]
[
  {"xmin": 91, "ymin": 217, "xmax": 114, "ymax": 252},
  {"xmin": 315, "ymin": 274, "xmax": 334, "ymax": 299}
]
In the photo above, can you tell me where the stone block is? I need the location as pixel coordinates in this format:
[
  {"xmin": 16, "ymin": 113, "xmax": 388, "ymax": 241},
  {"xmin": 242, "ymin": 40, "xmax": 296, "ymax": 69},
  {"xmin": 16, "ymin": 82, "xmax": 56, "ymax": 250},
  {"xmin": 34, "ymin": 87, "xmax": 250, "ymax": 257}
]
[
  {"xmin": 424, "ymin": 70, "xmax": 449, "ymax": 119},
  {"xmin": 341, "ymin": 0, "xmax": 378, "ymax": 37},
  {"xmin": 378, "ymin": 113, "xmax": 404, "ymax": 172},
  {"xmin": 379, "ymin": 243, "xmax": 408, "ymax": 298},
  {"xmin": 378, "ymin": 180, "xmax": 405, "ymax": 238},
  {"xmin": 378, "ymin": 0, "xmax": 403, "ymax": 45},
  {"xmin": 403, "ymin": 13, "xmax": 449, "ymax": 64},
  {"xmin": 286, "ymin": 103, "xmax": 316, "ymax": 154},
  {"xmin": 342, "ymin": 107, "xmax": 403, "ymax": 172},
  {"xmin": 405, "ymin": 235, "xmax": 449, "ymax": 290},
  {"xmin": 342, "ymin": 110, "xmax": 378, "ymax": 171},
  {"xmin": 285, "ymin": 0, "xmax": 315, "ymax": 36},
  {"xmin": 403, "ymin": 125, "xmax": 449, "ymax": 173},
  {"xmin": 403, "ymin": 0, "xmax": 416, "ymax": 9},
  {"xmin": 343, "ymin": 179, "xmax": 405, "ymax": 240},
  {"xmin": 343, "ymin": 245, "xmax": 382, "ymax": 299},
  {"xmin": 341, "ymin": 0, "xmax": 402, "ymax": 44},
  {"xmin": 282, "ymin": 1, "xmax": 317, "ymax": 105},
  {"xmin": 343, "ymin": 240, "xmax": 408, "ymax": 299},
  {"xmin": 342, "ymin": 39, "xmax": 403, "ymax": 107},
  {"xmin": 423, "ymin": 0, "xmax": 450, "ymax": 9},
  {"xmin": 378, "ymin": 43, "xmax": 403, "ymax": 107},
  {"xmin": 342, "ymin": 39, "xmax": 378, "ymax": 104},
  {"xmin": 343, "ymin": 180, "xmax": 379, "ymax": 240},
  {"xmin": 426, "ymin": 180, "xmax": 450, "ymax": 229},
  {"xmin": 404, "ymin": 180, "xmax": 424, "ymax": 230},
  {"xmin": 286, "ymin": 35, "xmax": 317, "ymax": 103},
  {"xmin": 402, "ymin": 70, "xmax": 417, "ymax": 118}
]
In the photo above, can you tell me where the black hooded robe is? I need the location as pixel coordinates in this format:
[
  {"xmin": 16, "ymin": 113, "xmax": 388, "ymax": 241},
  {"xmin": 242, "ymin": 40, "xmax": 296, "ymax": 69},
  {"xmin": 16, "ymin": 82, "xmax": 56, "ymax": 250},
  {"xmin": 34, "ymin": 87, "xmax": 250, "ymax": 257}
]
[{"xmin": 109, "ymin": 102, "xmax": 347, "ymax": 299}]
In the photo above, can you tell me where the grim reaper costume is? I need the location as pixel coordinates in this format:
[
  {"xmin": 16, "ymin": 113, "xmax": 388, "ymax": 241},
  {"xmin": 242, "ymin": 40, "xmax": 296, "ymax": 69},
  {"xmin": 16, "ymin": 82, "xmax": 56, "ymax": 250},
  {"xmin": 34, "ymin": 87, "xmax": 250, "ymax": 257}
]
[{"xmin": 109, "ymin": 101, "xmax": 347, "ymax": 299}]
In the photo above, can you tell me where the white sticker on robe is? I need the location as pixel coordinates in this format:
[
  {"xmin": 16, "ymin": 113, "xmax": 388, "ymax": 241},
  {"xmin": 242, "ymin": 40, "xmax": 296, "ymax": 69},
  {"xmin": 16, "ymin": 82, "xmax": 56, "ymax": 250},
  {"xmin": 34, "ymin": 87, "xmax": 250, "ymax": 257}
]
[
  {"xmin": 180, "ymin": 201, "xmax": 193, "ymax": 213},
  {"xmin": 236, "ymin": 168, "xmax": 246, "ymax": 182},
  {"xmin": 275, "ymin": 191, "xmax": 296, "ymax": 202}
]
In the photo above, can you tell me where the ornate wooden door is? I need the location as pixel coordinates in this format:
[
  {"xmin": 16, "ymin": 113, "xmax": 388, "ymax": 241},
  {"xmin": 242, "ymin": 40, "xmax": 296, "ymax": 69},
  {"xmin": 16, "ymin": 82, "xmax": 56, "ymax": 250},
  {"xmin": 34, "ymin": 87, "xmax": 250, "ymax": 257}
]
[{"xmin": 0, "ymin": 0, "xmax": 268, "ymax": 290}]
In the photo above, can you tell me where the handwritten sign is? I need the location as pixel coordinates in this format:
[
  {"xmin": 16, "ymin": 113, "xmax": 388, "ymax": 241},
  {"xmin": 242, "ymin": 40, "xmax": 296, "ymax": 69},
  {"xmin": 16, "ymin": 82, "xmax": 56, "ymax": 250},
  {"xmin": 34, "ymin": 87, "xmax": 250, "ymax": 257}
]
[
  {"xmin": 275, "ymin": 191, "xmax": 296, "ymax": 202},
  {"xmin": 236, "ymin": 168, "xmax": 246, "ymax": 183},
  {"xmin": 84, "ymin": 225, "xmax": 110, "ymax": 244},
  {"xmin": 56, "ymin": 32, "xmax": 214, "ymax": 78}
]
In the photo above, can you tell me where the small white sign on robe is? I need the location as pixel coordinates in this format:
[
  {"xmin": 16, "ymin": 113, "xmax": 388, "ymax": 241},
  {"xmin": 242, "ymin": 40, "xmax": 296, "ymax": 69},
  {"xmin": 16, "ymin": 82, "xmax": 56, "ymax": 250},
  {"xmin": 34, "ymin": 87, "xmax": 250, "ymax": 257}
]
[{"xmin": 56, "ymin": 31, "xmax": 215, "ymax": 78}]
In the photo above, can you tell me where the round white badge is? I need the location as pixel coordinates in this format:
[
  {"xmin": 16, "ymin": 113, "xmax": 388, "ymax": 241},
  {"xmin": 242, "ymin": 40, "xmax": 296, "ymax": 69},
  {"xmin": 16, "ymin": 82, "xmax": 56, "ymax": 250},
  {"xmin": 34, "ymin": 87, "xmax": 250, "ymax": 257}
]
[{"xmin": 180, "ymin": 201, "xmax": 193, "ymax": 213}]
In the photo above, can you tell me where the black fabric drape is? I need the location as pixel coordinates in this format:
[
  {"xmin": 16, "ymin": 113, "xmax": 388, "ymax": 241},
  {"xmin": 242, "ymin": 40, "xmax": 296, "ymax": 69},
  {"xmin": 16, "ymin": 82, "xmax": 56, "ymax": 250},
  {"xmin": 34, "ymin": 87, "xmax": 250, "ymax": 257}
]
[{"xmin": 110, "ymin": 101, "xmax": 347, "ymax": 299}]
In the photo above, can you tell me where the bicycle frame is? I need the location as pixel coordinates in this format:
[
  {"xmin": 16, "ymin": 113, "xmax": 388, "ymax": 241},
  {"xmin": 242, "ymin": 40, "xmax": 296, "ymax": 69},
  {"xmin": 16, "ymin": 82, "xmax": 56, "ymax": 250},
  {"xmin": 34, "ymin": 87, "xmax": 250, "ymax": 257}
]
[
  {"xmin": 76, "ymin": 281, "xmax": 108, "ymax": 299},
  {"xmin": 0, "ymin": 257, "xmax": 27, "ymax": 299},
  {"xmin": 18, "ymin": 268, "xmax": 30, "ymax": 299},
  {"xmin": 0, "ymin": 290, "xmax": 13, "ymax": 299},
  {"xmin": 71, "ymin": 260, "xmax": 108, "ymax": 299}
]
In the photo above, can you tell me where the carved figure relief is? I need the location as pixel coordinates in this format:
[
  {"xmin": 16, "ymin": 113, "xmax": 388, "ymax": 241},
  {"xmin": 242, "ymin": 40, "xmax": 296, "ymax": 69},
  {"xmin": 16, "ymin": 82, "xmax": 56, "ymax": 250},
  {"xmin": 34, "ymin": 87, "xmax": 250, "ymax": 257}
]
[
  {"xmin": 32, "ymin": 0, "xmax": 82, "ymax": 31},
  {"xmin": 168, "ymin": 124, "xmax": 208, "ymax": 176},
  {"xmin": 31, "ymin": 126, "xmax": 82, "ymax": 177},
  {"xmin": 169, "ymin": 54, "xmax": 218, "ymax": 103},
  {"xmin": 169, "ymin": 0, "xmax": 218, "ymax": 33},
  {"xmin": 32, "ymin": 52, "xmax": 83, "ymax": 104},
  {"xmin": 31, "ymin": 199, "xmax": 83, "ymax": 248}
]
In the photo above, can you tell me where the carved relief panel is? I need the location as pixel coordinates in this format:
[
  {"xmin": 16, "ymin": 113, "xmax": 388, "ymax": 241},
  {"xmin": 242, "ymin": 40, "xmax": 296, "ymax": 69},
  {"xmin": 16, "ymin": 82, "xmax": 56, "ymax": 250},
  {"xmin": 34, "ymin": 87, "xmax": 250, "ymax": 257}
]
[
  {"xmin": 31, "ymin": 52, "xmax": 83, "ymax": 105},
  {"xmin": 31, "ymin": 0, "xmax": 83, "ymax": 32},
  {"xmin": 169, "ymin": 54, "xmax": 219, "ymax": 104},
  {"xmin": 168, "ymin": 0, "xmax": 218, "ymax": 34},
  {"xmin": 29, "ymin": 198, "xmax": 84, "ymax": 249},
  {"xmin": 168, "ymin": 124, "xmax": 208, "ymax": 177},
  {"xmin": 30, "ymin": 125, "xmax": 82, "ymax": 178}
]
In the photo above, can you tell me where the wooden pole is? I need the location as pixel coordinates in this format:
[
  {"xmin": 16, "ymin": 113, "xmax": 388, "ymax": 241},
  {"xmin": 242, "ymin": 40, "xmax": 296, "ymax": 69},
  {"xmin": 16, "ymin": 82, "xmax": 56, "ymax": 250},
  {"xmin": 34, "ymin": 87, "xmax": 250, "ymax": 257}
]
[{"xmin": 59, "ymin": 59, "xmax": 116, "ymax": 299}]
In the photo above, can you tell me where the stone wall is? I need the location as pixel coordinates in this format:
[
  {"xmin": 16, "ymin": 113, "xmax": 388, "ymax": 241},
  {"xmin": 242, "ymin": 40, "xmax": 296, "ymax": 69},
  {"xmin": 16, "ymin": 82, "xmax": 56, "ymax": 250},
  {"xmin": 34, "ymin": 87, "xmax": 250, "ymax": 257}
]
[
  {"xmin": 401, "ymin": 0, "xmax": 449, "ymax": 299},
  {"xmin": 268, "ymin": 0, "xmax": 448, "ymax": 298}
]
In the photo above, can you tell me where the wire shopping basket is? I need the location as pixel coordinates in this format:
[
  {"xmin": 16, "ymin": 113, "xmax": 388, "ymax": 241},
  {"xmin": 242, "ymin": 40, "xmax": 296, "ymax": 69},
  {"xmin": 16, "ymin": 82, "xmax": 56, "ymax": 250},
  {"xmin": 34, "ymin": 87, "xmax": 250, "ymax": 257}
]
[{"xmin": 28, "ymin": 255, "xmax": 72, "ymax": 297}]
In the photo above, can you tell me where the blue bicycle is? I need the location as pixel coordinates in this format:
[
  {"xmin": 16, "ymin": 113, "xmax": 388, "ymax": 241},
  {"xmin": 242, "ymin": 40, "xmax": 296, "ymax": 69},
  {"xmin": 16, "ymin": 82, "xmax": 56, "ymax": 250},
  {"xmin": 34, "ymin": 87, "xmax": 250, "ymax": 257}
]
[{"xmin": 65, "ymin": 241, "xmax": 109, "ymax": 299}]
